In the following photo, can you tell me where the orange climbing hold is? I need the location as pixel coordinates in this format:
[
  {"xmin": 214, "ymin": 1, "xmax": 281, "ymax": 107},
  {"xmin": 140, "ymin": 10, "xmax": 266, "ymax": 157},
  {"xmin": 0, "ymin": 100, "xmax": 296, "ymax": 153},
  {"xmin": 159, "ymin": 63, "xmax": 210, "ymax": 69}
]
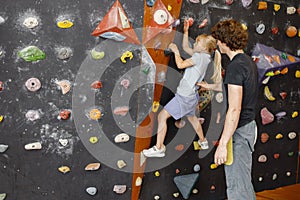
[{"xmin": 258, "ymin": 2, "xmax": 267, "ymax": 10}]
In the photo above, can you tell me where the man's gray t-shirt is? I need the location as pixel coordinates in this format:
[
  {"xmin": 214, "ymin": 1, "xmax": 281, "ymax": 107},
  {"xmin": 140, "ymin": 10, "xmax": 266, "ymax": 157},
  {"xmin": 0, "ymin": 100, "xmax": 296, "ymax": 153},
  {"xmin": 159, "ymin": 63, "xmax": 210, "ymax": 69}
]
[{"xmin": 176, "ymin": 52, "xmax": 211, "ymax": 98}]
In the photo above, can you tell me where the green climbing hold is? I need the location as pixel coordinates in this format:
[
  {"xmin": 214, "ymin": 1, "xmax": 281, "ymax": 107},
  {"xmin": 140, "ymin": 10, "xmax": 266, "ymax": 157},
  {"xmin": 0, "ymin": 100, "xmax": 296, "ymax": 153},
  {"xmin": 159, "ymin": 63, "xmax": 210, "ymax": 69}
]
[
  {"xmin": 18, "ymin": 46, "xmax": 45, "ymax": 62},
  {"xmin": 288, "ymin": 151, "xmax": 294, "ymax": 157},
  {"xmin": 281, "ymin": 53, "xmax": 287, "ymax": 60},
  {"xmin": 0, "ymin": 193, "xmax": 6, "ymax": 200},
  {"xmin": 142, "ymin": 66, "xmax": 150, "ymax": 75},
  {"xmin": 91, "ymin": 48, "xmax": 105, "ymax": 60}
]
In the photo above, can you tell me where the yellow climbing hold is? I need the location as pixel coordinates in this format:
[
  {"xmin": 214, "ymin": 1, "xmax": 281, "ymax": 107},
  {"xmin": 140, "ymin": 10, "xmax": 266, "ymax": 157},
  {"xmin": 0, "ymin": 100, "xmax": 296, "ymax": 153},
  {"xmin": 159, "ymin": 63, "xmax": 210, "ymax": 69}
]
[
  {"xmin": 152, "ymin": 101, "xmax": 160, "ymax": 113},
  {"xmin": 167, "ymin": 5, "xmax": 172, "ymax": 11},
  {"xmin": 274, "ymin": 4, "xmax": 280, "ymax": 12},
  {"xmin": 264, "ymin": 86, "xmax": 276, "ymax": 101},
  {"xmin": 292, "ymin": 111, "xmax": 298, "ymax": 118},
  {"xmin": 120, "ymin": 51, "xmax": 133, "ymax": 63},
  {"xmin": 57, "ymin": 20, "xmax": 73, "ymax": 28},
  {"xmin": 154, "ymin": 171, "xmax": 160, "ymax": 177},
  {"xmin": 275, "ymin": 133, "xmax": 283, "ymax": 139},
  {"xmin": 193, "ymin": 141, "xmax": 201, "ymax": 150},
  {"xmin": 210, "ymin": 163, "xmax": 218, "ymax": 169},
  {"xmin": 265, "ymin": 71, "xmax": 275, "ymax": 77},
  {"xmin": 241, "ymin": 23, "xmax": 247, "ymax": 31},
  {"xmin": 295, "ymin": 70, "xmax": 300, "ymax": 78},
  {"xmin": 89, "ymin": 136, "xmax": 98, "ymax": 144},
  {"xmin": 89, "ymin": 109, "xmax": 101, "ymax": 120},
  {"xmin": 0, "ymin": 115, "xmax": 4, "ymax": 122},
  {"xmin": 58, "ymin": 166, "xmax": 71, "ymax": 174}
]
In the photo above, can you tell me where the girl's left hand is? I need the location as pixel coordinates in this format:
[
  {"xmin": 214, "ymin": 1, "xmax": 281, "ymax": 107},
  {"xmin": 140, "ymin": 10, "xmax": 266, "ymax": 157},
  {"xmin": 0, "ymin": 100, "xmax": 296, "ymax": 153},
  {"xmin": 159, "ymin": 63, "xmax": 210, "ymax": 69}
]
[{"xmin": 168, "ymin": 43, "xmax": 179, "ymax": 54}]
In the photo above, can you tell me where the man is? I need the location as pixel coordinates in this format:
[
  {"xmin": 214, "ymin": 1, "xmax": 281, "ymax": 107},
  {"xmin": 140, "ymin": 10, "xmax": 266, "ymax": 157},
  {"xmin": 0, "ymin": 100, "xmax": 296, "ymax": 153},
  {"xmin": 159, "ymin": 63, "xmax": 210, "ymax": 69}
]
[{"xmin": 210, "ymin": 19, "xmax": 258, "ymax": 199}]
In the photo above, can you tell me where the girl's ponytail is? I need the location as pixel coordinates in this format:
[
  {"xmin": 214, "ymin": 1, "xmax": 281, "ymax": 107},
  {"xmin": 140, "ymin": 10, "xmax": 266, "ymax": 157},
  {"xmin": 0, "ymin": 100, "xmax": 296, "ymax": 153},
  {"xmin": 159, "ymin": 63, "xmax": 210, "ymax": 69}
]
[{"xmin": 211, "ymin": 49, "xmax": 222, "ymax": 84}]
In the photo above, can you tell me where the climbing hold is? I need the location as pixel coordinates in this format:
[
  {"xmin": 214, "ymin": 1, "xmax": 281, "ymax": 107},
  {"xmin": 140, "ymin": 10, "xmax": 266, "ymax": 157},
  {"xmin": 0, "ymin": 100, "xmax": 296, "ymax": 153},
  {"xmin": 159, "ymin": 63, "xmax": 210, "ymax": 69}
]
[
  {"xmin": 193, "ymin": 141, "xmax": 201, "ymax": 150},
  {"xmin": 258, "ymin": 2, "xmax": 267, "ymax": 10},
  {"xmin": 265, "ymin": 71, "xmax": 275, "ymax": 77},
  {"xmin": 295, "ymin": 70, "xmax": 300, "ymax": 78},
  {"xmin": 273, "ymin": 4, "xmax": 280, "ymax": 12},
  {"xmin": 0, "ymin": 144, "xmax": 8, "ymax": 153},
  {"xmin": 279, "ymin": 92, "xmax": 287, "ymax": 99},
  {"xmin": 273, "ymin": 153, "xmax": 280, "ymax": 159},
  {"xmin": 154, "ymin": 195, "xmax": 160, "ymax": 200},
  {"xmin": 0, "ymin": 193, "xmax": 6, "ymax": 200},
  {"xmin": 264, "ymin": 86, "xmax": 275, "ymax": 101},
  {"xmin": 25, "ymin": 110, "xmax": 41, "ymax": 121},
  {"xmin": 0, "ymin": 115, "xmax": 4, "ymax": 122},
  {"xmin": 286, "ymin": 26, "xmax": 297, "ymax": 38},
  {"xmin": 113, "ymin": 185, "xmax": 126, "ymax": 194},
  {"xmin": 57, "ymin": 47, "xmax": 72, "ymax": 60},
  {"xmin": 120, "ymin": 79, "xmax": 130, "ymax": 89},
  {"xmin": 154, "ymin": 171, "xmax": 160, "ymax": 177},
  {"xmin": 117, "ymin": 160, "xmax": 126, "ymax": 169},
  {"xmin": 281, "ymin": 53, "xmax": 287, "ymax": 60},
  {"xmin": 58, "ymin": 166, "xmax": 70, "ymax": 174},
  {"xmin": 91, "ymin": 80, "xmax": 102, "ymax": 89},
  {"xmin": 176, "ymin": 169, "xmax": 180, "ymax": 174},
  {"xmin": 113, "ymin": 106, "xmax": 129, "ymax": 116},
  {"xmin": 258, "ymin": 177, "xmax": 263, "ymax": 182},
  {"xmin": 24, "ymin": 142, "xmax": 42, "ymax": 150},
  {"xmin": 0, "ymin": 16, "xmax": 5, "ymax": 24},
  {"xmin": 260, "ymin": 133, "xmax": 269, "ymax": 143},
  {"xmin": 152, "ymin": 101, "xmax": 160, "ymax": 113},
  {"xmin": 241, "ymin": 0, "xmax": 252, "ymax": 8},
  {"xmin": 262, "ymin": 76, "xmax": 270, "ymax": 84},
  {"xmin": 57, "ymin": 20, "xmax": 73, "ymax": 28},
  {"xmin": 210, "ymin": 185, "xmax": 216, "ymax": 191},
  {"xmin": 23, "ymin": 17, "xmax": 38, "ymax": 29},
  {"xmin": 172, "ymin": 19, "xmax": 180, "ymax": 27},
  {"xmin": 275, "ymin": 133, "xmax": 283, "ymax": 139},
  {"xmin": 201, "ymin": 0, "xmax": 209, "ymax": 5},
  {"xmin": 59, "ymin": 110, "xmax": 71, "ymax": 120},
  {"xmin": 167, "ymin": 5, "xmax": 172, "ymax": 11},
  {"xmin": 85, "ymin": 163, "xmax": 101, "ymax": 171},
  {"xmin": 256, "ymin": 23, "xmax": 265, "ymax": 34},
  {"xmin": 260, "ymin": 107, "xmax": 274, "ymax": 125},
  {"xmin": 146, "ymin": 0, "xmax": 156, "ymax": 7},
  {"xmin": 140, "ymin": 152, "xmax": 147, "ymax": 167},
  {"xmin": 58, "ymin": 139, "xmax": 68, "ymax": 147},
  {"xmin": 225, "ymin": 0, "xmax": 233, "ymax": 5},
  {"xmin": 271, "ymin": 27, "xmax": 279, "ymax": 35},
  {"xmin": 288, "ymin": 152, "xmax": 294, "ymax": 157},
  {"xmin": 287, "ymin": 7, "xmax": 296, "ymax": 15},
  {"xmin": 157, "ymin": 71, "xmax": 166, "ymax": 83},
  {"xmin": 89, "ymin": 137, "xmax": 98, "ymax": 144},
  {"xmin": 173, "ymin": 192, "xmax": 180, "ymax": 197},
  {"xmin": 114, "ymin": 133, "xmax": 130, "ymax": 143},
  {"xmin": 86, "ymin": 187, "xmax": 97, "ymax": 196},
  {"xmin": 56, "ymin": 80, "xmax": 71, "ymax": 94},
  {"xmin": 286, "ymin": 172, "xmax": 291, "ymax": 177},
  {"xmin": 272, "ymin": 55, "xmax": 280, "ymax": 64},
  {"xmin": 189, "ymin": 0, "xmax": 199, "ymax": 3},
  {"xmin": 89, "ymin": 108, "xmax": 101, "ymax": 120},
  {"xmin": 292, "ymin": 111, "xmax": 298, "ymax": 118},
  {"xmin": 142, "ymin": 66, "xmax": 150, "ymax": 74},
  {"xmin": 275, "ymin": 111, "xmax": 286, "ymax": 120},
  {"xmin": 272, "ymin": 173, "xmax": 277, "ymax": 180},
  {"xmin": 0, "ymin": 81, "xmax": 3, "ymax": 91},
  {"xmin": 154, "ymin": 10, "xmax": 168, "ymax": 25},
  {"xmin": 18, "ymin": 46, "xmax": 45, "ymax": 62},
  {"xmin": 175, "ymin": 144, "xmax": 184, "ymax": 151},
  {"xmin": 187, "ymin": 17, "xmax": 194, "ymax": 27},
  {"xmin": 210, "ymin": 163, "xmax": 218, "ymax": 169},
  {"xmin": 198, "ymin": 18, "xmax": 208, "ymax": 29},
  {"xmin": 280, "ymin": 67, "xmax": 288, "ymax": 74},
  {"xmin": 193, "ymin": 164, "xmax": 201, "ymax": 172},
  {"xmin": 135, "ymin": 177, "xmax": 142, "ymax": 186},
  {"xmin": 192, "ymin": 188, "xmax": 198, "ymax": 194},
  {"xmin": 215, "ymin": 92, "xmax": 223, "ymax": 103},
  {"xmin": 241, "ymin": 23, "xmax": 248, "ymax": 31},
  {"xmin": 120, "ymin": 51, "xmax": 133, "ymax": 63},
  {"xmin": 175, "ymin": 119, "xmax": 186, "ymax": 129},
  {"xmin": 25, "ymin": 78, "xmax": 41, "ymax": 92},
  {"xmin": 288, "ymin": 132, "xmax": 297, "ymax": 140},
  {"xmin": 100, "ymin": 32, "xmax": 126, "ymax": 42},
  {"xmin": 287, "ymin": 55, "xmax": 296, "ymax": 63},
  {"xmin": 91, "ymin": 48, "xmax": 105, "ymax": 60},
  {"xmin": 258, "ymin": 154, "xmax": 267, "ymax": 163},
  {"xmin": 173, "ymin": 173, "xmax": 199, "ymax": 199}
]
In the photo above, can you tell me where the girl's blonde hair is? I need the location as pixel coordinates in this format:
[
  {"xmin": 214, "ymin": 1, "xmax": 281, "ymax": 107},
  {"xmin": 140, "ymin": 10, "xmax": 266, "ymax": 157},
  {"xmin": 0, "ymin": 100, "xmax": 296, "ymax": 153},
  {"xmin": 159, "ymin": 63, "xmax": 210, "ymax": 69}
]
[{"xmin": 196, "ymin": 34, "xmax": 222, "ymax": 84}]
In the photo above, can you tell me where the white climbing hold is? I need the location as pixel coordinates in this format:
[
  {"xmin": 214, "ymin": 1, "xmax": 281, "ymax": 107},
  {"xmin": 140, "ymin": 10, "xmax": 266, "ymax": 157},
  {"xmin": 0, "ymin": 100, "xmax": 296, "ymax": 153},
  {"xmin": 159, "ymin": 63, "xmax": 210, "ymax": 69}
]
[
  {"xmin": 117, "ymin": 160, "xmax": 127, "ymax": 169},
  {"xmin": 0, "ymin": 144, "xmax": 8, "ymax": 153},
  {"xmin": 24, "ymin": 142, "xmax": 42, "ymax": 150},
  {"xmin": 25, "ymin": 110, "xmax": 41, "ymax": 121},
  {"xmin": 86, "ymin": 187, "xmax": 97, "ymax": 196},
  {"xmin": 23, "ymin": 17, "xmax": 38, "ymax": 29},
  {"xmin": 0, "ymin": 16, "xmax": 5, "ymax": 24},
  {"xmin": 25, "ymin": 78, "xmax": 41, "ymax": 92},
  {"xmin": 85, "ymin": 163, "xmax": 101, "ymax": 171},
  {"xmin": 154, "ymin": 195, "xmax": 160, "ymax": 200},
  {"xmin": 215, "ymin": 92, "xmax": 223, "ymax": 103},
  {"xmin": 0, "ymin": 193, "xmax": 6, "ymax": 200},
  {"xmin": 59, "ymin": 139, "xmax": 68, "ymax": 146},
  {"xmin": 114, "ymin": 133, "xmax": 130, "ymax": 143},
  {"xmin": 113, "ymin": 185, "xmax": 126, "ymax": 194},
  {"xmin": 56, "ymin": 80, "xmax": 71, "ymax": 94},
  {"xmin": 288, "ymin": 132, "xmax": 296, "ymax": 140},
  {"xmin": 135, "ymin": 176, "xmax": 142, "ymax": 186}
]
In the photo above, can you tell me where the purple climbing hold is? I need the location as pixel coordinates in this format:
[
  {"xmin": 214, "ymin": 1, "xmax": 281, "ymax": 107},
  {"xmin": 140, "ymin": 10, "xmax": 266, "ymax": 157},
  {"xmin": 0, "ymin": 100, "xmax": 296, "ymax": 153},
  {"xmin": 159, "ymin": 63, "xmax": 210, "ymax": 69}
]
[{"xmin": 241, "ymin": 0, "xmax": 252, "ymax": 8}]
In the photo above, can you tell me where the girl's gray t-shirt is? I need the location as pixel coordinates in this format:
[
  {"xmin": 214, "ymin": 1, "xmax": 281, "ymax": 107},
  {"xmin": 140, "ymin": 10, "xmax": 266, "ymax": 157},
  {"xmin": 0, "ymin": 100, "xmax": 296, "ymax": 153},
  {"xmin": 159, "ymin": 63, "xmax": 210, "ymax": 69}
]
[{"xmin": 176, "ymin": 52, "xmax": 211, "ymax": 98}]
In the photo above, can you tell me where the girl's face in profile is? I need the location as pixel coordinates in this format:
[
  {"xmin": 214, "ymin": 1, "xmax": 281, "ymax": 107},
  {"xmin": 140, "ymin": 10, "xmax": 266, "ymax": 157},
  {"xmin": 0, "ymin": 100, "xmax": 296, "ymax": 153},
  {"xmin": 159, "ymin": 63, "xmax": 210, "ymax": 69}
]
[{"xmin": 193, "ymin": 38, "xmax": 206, "ymax": 52}]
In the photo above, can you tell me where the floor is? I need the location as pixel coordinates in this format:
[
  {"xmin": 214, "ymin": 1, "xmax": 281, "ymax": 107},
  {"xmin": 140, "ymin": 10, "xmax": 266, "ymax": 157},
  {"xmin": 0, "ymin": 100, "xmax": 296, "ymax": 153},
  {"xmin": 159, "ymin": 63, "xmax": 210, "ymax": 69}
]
[{"xmin": 256, "ymin": 184, "xmax": 300, "ymax": 200}]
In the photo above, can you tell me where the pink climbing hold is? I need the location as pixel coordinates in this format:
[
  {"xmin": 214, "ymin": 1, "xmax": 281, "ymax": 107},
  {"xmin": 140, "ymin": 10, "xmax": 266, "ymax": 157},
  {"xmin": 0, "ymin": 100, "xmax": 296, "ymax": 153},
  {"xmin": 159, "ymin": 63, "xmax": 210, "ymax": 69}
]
[
  {"xmin": 198, "ymin": 18, "xmax": 208, "ymax": 29},
  {"xmin": 260, "ymin": 107, "xmax": 274, "ymax": 125},
  {"xmin": 113, "ymin": 106, "xmax": 129, "ymax": 116},
  {"xmin": 120, "ymin": 79, "xmax": 130, "ymax": 89}
]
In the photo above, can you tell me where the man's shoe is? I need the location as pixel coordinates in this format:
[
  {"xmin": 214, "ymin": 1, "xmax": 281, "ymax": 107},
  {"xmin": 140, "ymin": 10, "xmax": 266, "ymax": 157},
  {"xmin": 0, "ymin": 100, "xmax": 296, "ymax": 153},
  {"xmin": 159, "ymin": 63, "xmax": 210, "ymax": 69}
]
[
  {"xmin": 142, "ymin": 145, "xmax": 166, "ymax": 157},
  {"xmin": 198, "ymin": 139, "xmax": 209, "ymax": 150}
]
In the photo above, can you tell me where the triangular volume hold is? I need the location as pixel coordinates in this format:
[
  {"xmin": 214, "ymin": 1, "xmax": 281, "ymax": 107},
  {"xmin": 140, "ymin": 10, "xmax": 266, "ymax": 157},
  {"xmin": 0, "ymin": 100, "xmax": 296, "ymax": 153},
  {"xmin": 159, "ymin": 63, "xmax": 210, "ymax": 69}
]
[
  {"xmin": 91, "ymin": 0, "xmax": 140, "ymax": 45},
  {"xmin": 143, "ymin": 0, "xmax": 175, "ymax": 44},
  {"xmin": 173, "ymin": 173, "xmax": 199, "ymax": 199}
]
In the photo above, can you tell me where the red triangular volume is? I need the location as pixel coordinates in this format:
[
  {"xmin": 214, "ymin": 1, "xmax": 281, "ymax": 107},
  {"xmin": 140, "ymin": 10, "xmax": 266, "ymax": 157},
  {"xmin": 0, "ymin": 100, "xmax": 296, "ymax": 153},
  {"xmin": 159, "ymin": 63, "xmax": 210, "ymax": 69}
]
[
  {"xmin": 143, "ymin": 0, "xmax": 175, "ymax": 44},
  {"xmin": 91, "ymin": 0, "xmax": 140, "ymax": 45}
]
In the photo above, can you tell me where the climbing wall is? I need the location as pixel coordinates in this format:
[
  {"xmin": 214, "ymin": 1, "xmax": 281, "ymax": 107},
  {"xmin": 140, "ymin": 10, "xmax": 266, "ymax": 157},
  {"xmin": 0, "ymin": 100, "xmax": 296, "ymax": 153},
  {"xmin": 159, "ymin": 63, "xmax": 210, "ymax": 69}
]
[{"xmin": 0, "ymin": 1, "xmax": 299, "ymax": 200}]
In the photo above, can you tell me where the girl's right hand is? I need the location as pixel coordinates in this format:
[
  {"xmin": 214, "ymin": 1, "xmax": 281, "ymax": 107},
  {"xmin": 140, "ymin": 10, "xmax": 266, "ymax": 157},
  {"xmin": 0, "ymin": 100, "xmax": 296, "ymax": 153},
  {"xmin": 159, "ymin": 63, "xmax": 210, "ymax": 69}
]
[{"xmin": 183, "ymin": 19, "xmax": 189, "ymax": 33}]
